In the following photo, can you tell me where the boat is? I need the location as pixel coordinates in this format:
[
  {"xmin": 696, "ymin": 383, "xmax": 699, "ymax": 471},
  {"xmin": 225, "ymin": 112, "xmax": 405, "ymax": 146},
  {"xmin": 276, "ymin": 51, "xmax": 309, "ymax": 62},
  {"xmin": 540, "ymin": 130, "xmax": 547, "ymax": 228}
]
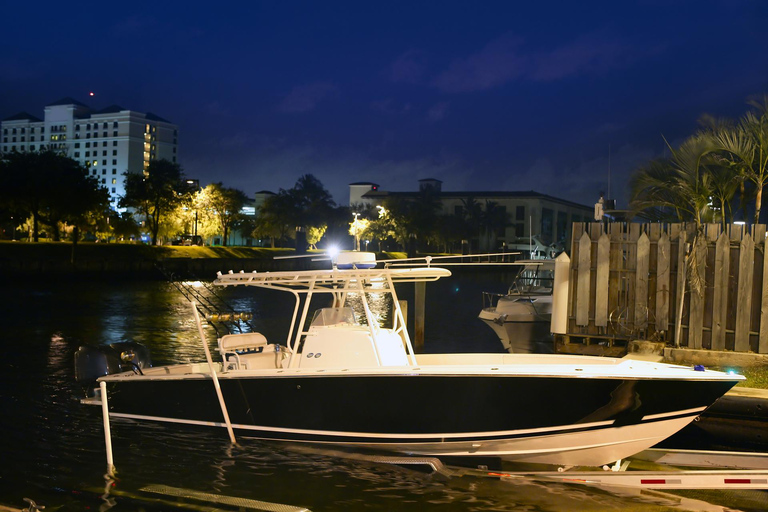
[
  {"xmin": 79, "ymin": 254, "xmax": 744, "ymax": 468},
  {"xmin": 478, "ymin": 259, "xmax": 555, "ymax": 353}
]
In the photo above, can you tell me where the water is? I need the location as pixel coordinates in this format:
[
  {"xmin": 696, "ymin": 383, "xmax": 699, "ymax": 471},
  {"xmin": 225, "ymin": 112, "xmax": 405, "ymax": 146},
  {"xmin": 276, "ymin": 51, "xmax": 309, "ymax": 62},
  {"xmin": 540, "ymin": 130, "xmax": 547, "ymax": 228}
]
[{"xmin": 0, "ymin": 272, "xmax": 763, "ymax": 511}]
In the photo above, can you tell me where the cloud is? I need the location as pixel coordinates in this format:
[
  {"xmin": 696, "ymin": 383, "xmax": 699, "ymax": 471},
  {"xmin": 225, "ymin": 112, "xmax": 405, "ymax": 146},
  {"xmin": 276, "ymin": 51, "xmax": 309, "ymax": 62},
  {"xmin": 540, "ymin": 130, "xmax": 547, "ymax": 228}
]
[
  {"xmin": 499, "ymin": 143, "xmax": 655, "ymax": 206},
  {"xmin": 530, "ymin": 35, "xmax": 625, "ymax": 81},
  {"xmin": 370, "ymin": 99, "xmax": 412, "ymax": 116},
  {"xmin": 432, "ymin": 32, "xmax": 630, "ymax": 93},
  {"xmin": 390, "ymin": 49, "xmax": 429, "ymax": 84},
  {"xmin": 427, "ymin": 101, "xmax": 450, "ymax": 121},
  {"xmin": 433, "ymin": 34, "xmax": 526, "ymax": 93},
  {"xmin": 184, "ymin": 142, "xmax": 466, "ymax": 205},
  {"xmin": 277, "ymin": 82, "xmax": 338, "ymax": 113},
  {"xmin": 112, "ymin": 16, "xmax": 158, "ymax": 37}
]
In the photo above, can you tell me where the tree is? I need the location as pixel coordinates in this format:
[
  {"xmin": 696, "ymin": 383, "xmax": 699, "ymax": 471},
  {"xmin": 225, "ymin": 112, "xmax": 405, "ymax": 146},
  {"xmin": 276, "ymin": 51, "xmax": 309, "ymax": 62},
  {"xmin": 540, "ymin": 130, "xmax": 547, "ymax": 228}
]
[
  {"xmin": 253, "ymin": 192, "xmax": 298, "ymax": 248},
  {"xmin": 253, "ymin": 175, "xmax": 337, "ymax": 251},
  {"xmin": 119, "ymin": 159, "xmax": 186, "ymax": 245},
  {"xmin": 629, "ymin": 134, "xmax": 719, "ymax": 228},
  {"xmin": 710, "ymin": 95, "xmax": 768, "ymax": 224},
  {"xmin": 0, "ymin": 149, "xmax": 109, "ymax": 242},
  {"xmin": 197, "ymin": 183, "xmax": 249, "ymax": 246}
]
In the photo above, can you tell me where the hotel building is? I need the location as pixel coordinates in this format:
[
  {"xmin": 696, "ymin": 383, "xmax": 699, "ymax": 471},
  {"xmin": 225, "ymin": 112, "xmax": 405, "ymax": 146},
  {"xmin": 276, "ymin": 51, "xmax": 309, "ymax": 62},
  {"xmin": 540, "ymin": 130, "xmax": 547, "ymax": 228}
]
[{"xmin": 1, "ymin": 97, "xmax": 178, "ymax": 210}]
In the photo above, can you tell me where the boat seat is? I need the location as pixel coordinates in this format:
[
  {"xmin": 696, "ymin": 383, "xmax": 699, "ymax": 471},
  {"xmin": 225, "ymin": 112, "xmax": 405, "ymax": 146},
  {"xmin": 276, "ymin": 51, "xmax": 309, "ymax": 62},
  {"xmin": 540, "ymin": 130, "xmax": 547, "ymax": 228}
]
[
  {"xmin": 218, "ymin": 332, "xmax": 275, "ymax": 370},
  {"xmin": 219, "ymin": 332, "xmax": 268, "ymax": 352}
]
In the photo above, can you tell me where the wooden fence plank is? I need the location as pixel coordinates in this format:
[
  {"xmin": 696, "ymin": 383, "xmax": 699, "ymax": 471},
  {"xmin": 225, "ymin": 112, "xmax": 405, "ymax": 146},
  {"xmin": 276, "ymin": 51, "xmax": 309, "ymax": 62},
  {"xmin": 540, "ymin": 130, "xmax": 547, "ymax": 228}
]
[
  {"xmin": 688, "ymin": 236, "xmax": 707, "ymax": 349},
  {"xmin": 674, "ymin": 229, "xmax": 688, "ymax": 347},
  {"xmin": 735, "ymin": 234, "xmax": 755, "ymax": 352},
  {"xmin": 576, "ymin": 232, "xmax": 592, "ymax": 326},
  {"xmin": 656, "ymin": 232, "xmax": 671, "ymax": 333},
  {"xmin": 711, "ymin": 232, "xmax": 730, "ymax": 351},
  {"xmin": 761, "ymin": 234, "xmax": 768, "ymax": 353},
  {"xmin": 595, "ymin": 233, "xmax": 610, "ymax": 327},
  {"xmin": 635, "ymin": 233, "xmax": 650, "ymax": 330}
]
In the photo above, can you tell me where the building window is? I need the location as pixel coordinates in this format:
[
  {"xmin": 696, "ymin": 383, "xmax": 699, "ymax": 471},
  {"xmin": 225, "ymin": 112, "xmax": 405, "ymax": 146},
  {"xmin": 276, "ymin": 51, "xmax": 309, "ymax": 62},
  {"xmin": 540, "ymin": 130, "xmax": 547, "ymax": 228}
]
[
  {"xmin": 102, "ymin": 169, "xmax": 106, "ymax": 175},
  {"xmin": 85, "ymin": 142, "xmax": 90, "ymax": 148},
  {"xmin": 515, "ymin": 223, "xmax": 524, "ymax": 237},
  {"xmin": 113, "ymin": 141, "xmax": 117, "ymax": 146},
  {"xmin": 86, "ymin": 133, "xmax": 90, "ymax": 139},
  {"xmin": 113, "ymin": 121, "xmax": 118, "ymax": 128},
  {"xmin": 74, "ymin": 151, "xmax": 79, "ymax": 157},
  {"xmin": 103, "ymin": 132, "xmax": 107, "ymax": 137},
  {"xmin": 103, "ymin": 141, "xmax": 107, "ymax": 147},
  {"xmin": 103, "ymin": 151, "xmax": 107, "ymax": 156},
  {"xmin": 111, "ymin": 178, "xmax": 116, "ymax": 184},
  {"xmin": 516, "ymin": 205, "xmax": 525, "ymax": 221},
  {"xmin": 102, "ymin": 178, "xmax": 106, "ymax": 184},
  {"xmin": 85, "ymin": 151, "xmax": 90, "ymax": 157},
  {"xmin": 30, "ymin": 145, "xmax": 35, "ymax": 150},
  {"xmin": 111, "ymin": 187, "xmax": 116, "ymax": 193},
  {"xmin": 40, "ymin": 127, "xmax": 44, "ymax": 133},
  {"xmin": 103, "ymin": 122, "xmax": 108, "ymax": 129},
  {"xmin": 12, "ymin": 128, "xmax": 16, "ymax": 134},
  {"xmin": 541, "ymin": 208, "xmax": 554, "ymax": 241},
  {"xmin": 112, "ymin": 169, "xmax": 116, "ymax": 174},
  {"xmin": 93, "ymin": 160, "xmax": 98, "ymax": 166},
  {"xmin": 113, "ymin": 150, "xmax": 117, "ymax": 156},
  {"xmin": 75, "ymin": 125, "xmax": 80, "ymax": 131},
  {"xmin": 102, "ymin": 160, "xmax": 106, "ymax": 166},
  {"xmin": 75, "ymin": 143, "xmax": 80, "ymax": 148}
]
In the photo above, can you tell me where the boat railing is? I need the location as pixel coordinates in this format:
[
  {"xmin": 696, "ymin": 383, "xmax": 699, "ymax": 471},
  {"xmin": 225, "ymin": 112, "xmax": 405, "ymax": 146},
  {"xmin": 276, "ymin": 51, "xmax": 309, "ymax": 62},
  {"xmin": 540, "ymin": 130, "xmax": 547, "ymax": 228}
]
[{"xmin": 482, "ymin": 291, "xmax": 505, "ymax": 310}]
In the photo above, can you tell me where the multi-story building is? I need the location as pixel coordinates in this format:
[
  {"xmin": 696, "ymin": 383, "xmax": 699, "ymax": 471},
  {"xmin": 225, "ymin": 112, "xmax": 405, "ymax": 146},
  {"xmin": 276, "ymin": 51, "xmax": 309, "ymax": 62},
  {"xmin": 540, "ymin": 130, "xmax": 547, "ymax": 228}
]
[
  {"xmin": 350, "ymin": 179, "xmax": 594, "ymax": 253},
  {"xmin": 1, "ymin": 97, "xmax": 178, "ymax": 210}
]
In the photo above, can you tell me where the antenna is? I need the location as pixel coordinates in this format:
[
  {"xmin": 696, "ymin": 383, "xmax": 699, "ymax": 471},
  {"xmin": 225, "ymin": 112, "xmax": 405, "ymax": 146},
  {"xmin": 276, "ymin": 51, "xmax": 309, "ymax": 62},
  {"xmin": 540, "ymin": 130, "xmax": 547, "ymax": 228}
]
[{"xmin": 608, "ymin": 144, "xmax": 612, "ymax": 200}]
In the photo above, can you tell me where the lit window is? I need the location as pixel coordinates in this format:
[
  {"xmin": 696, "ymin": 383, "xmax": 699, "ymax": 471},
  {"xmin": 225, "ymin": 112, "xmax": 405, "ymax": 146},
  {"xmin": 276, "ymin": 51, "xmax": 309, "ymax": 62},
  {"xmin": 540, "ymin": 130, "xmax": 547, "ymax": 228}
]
[{"xmin": 112, "ymin": 178, "xmax": 116, "ymax": 184}]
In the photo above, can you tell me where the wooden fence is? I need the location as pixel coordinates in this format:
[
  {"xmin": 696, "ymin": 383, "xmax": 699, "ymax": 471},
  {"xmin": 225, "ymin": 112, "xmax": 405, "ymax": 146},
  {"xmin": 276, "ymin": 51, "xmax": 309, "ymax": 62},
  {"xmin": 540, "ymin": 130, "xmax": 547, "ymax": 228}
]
[{"xmin": 568, "ymin": 222, "xmax": 768, "ymax": 354}]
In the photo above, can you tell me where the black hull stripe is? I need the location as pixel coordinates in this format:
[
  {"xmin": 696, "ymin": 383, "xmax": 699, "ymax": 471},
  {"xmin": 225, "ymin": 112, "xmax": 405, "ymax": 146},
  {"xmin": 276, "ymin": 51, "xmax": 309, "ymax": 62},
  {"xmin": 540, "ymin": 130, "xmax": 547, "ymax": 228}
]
[{"xmin": 108, "ymin": 409, "xmax": 704, "ymax": 445}]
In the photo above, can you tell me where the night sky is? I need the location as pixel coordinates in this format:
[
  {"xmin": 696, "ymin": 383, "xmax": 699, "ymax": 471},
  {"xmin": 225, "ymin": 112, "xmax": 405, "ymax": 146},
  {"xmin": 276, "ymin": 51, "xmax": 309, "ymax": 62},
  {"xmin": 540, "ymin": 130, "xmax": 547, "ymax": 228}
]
[{"xmin": 1, "ymin": 1, "xmax": 766, "ymax": 208}]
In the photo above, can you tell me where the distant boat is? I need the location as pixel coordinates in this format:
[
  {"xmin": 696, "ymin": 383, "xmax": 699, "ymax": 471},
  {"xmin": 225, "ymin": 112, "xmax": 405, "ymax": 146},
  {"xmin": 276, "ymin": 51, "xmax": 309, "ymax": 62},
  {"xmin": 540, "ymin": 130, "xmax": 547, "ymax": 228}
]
[
  {"xmin": 478, "ymin": 259, "xmax": 555, "ymax": 353},
  {"xmin": 77, "ymin": 253, "xmax": 743, "ymax": 468}
]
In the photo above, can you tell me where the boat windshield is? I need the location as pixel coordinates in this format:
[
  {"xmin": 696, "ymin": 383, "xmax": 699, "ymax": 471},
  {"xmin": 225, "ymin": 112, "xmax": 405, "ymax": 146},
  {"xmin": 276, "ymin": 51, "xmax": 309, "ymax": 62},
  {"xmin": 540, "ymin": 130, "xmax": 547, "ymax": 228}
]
[
  {"xmin": 310, "ymin": 307, "xmax": 359, "ymax": 327},
  {"xmin": 511, "ymin": 265, "xmax": 554, "ymax": 294}
]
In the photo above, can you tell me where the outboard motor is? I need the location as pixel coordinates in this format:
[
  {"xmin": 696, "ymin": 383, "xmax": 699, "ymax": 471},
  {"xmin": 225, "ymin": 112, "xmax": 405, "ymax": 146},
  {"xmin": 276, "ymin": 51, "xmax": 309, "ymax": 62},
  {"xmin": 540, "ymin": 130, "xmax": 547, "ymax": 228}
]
[{"xmin": 74, "ymin": 342, "xmax": 151, "ymax": 395}]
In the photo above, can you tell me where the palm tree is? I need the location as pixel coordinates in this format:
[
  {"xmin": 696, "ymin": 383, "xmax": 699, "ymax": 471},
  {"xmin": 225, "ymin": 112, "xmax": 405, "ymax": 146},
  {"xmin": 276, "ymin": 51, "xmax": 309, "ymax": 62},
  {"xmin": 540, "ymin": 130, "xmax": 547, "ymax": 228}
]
[
  {"xmin": 711, "ymin": 95, "xmax": 768, "ymax": 224},
  {"xmin": 629, "ymin": 134, "xmax": 719, "ymax": 228}
]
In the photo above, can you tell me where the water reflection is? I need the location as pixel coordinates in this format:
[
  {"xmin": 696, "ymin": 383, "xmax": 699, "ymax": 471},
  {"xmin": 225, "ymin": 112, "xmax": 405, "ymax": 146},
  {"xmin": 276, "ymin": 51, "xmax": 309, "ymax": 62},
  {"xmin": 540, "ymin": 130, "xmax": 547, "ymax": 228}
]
[{"xmin": 0, "ymin": 277, "xmax": 756, "ymax": 511}]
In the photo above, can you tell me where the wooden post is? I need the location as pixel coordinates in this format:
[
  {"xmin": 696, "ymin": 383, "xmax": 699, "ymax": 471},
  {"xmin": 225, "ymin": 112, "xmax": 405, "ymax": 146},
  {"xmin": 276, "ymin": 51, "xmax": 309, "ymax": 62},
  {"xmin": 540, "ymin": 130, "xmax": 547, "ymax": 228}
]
[{"xmin": 414, "ymin": 281, "xmax": 426, "ymax": 352}]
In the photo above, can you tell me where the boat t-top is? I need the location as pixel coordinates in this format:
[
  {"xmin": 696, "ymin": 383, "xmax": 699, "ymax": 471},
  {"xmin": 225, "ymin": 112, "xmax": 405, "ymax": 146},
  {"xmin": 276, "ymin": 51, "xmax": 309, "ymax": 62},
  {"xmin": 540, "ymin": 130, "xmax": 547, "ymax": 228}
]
[{"xmin": 77, "ymin": 252, "xmax": 743, "ymax": 468}]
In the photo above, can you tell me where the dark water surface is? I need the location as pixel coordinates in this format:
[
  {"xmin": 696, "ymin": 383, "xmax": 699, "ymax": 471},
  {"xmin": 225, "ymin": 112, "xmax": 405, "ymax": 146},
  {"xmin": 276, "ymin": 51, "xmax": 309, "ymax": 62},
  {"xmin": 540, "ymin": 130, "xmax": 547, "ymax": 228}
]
[{"xmin": 0, "ymin": 272, "xmax": 762, "ymax": 511}]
